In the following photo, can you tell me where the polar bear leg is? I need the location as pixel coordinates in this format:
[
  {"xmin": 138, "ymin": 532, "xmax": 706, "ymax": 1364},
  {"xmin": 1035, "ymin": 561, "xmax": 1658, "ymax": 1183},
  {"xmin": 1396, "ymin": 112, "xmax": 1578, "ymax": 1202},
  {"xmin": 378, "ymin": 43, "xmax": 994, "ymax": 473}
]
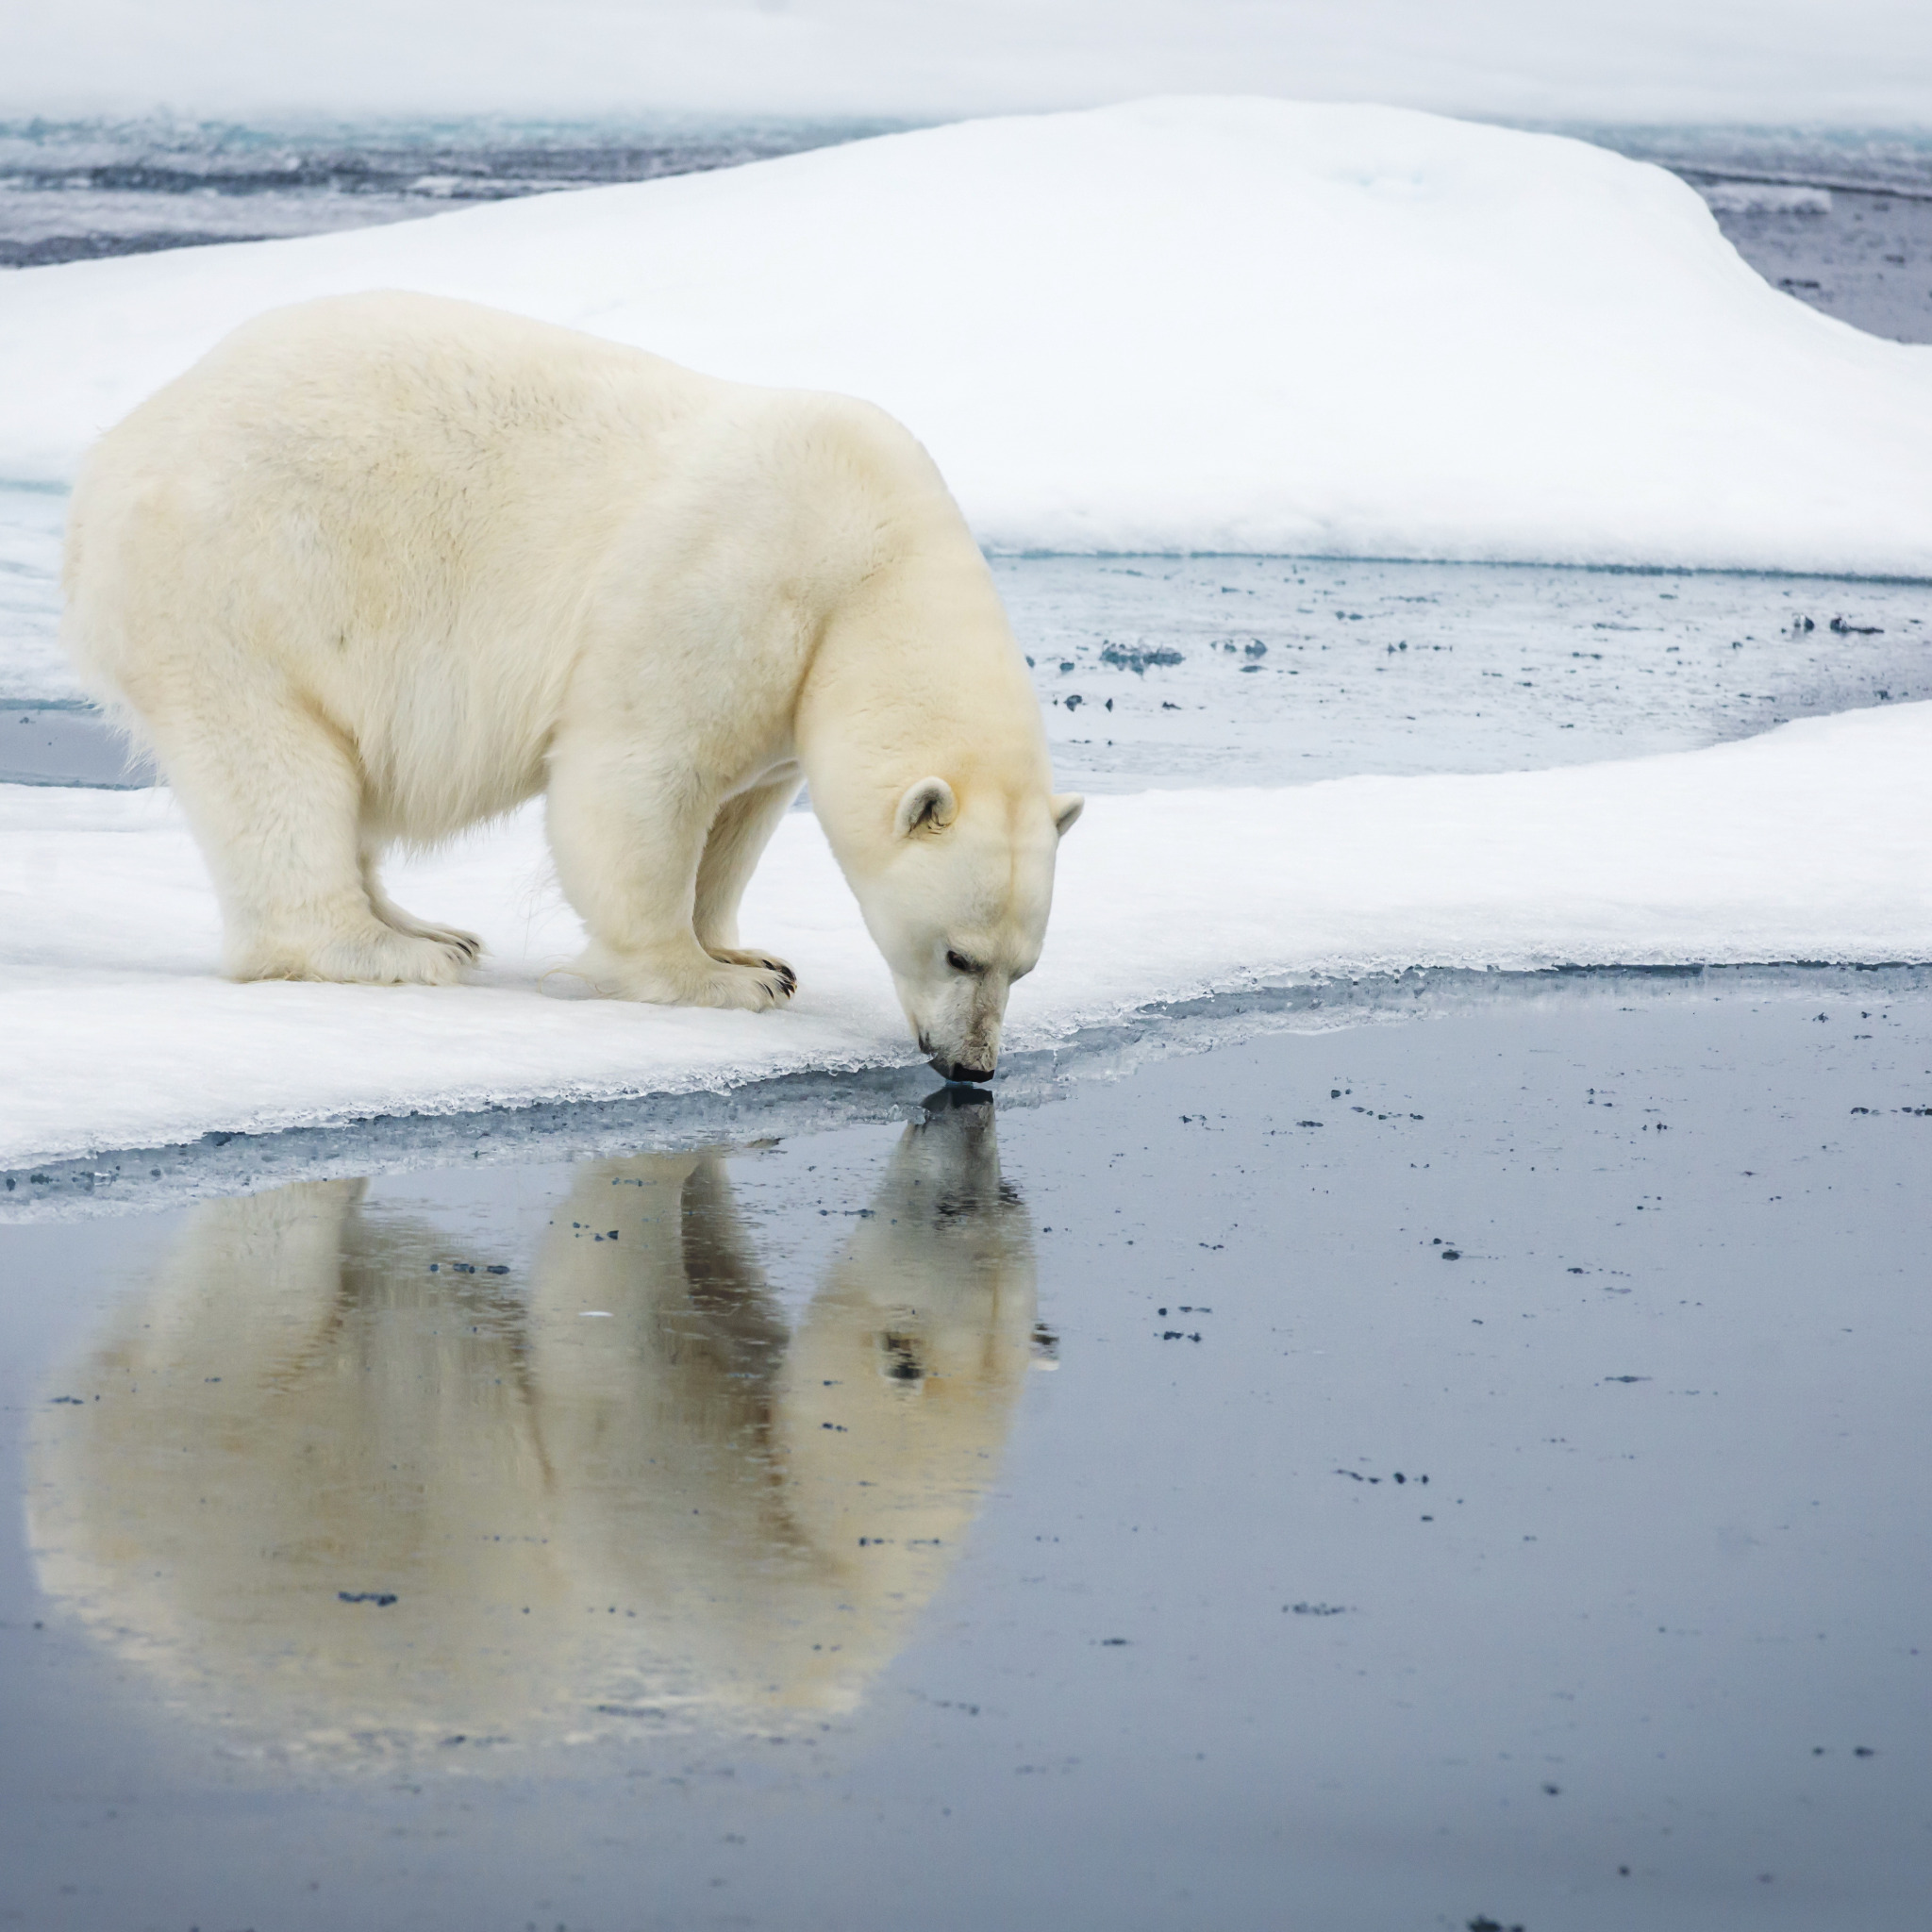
[
  {"xmin": 545, "ymin": 734, "xmax": 794, "ymax": 1011},
  {"xmin": 693, "ymin": 777, "xmax": 801, "ymax": 991},
  {"xmin": 142, "ymin": 675, "xmax": 475, "ymax": 986},
  {"xmin": 358, "ymin": 849, "xmax": 484, "ymax": 963}
]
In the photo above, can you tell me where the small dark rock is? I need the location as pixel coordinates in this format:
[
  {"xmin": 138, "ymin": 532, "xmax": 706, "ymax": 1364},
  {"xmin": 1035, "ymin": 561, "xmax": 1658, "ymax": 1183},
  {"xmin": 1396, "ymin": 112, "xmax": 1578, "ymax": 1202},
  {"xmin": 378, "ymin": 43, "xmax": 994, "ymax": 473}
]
[{"xmin": 1099, "ymin": 641, "xmax": 1182, "ymax": 674}]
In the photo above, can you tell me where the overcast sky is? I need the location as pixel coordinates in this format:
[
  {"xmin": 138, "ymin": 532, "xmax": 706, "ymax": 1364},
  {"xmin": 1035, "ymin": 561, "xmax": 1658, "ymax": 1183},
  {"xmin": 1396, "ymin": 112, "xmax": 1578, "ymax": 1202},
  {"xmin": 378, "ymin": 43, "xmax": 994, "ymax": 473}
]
[{"xmin": 8, "ymin": 0, "xmax": 1932, "ymax": 125}]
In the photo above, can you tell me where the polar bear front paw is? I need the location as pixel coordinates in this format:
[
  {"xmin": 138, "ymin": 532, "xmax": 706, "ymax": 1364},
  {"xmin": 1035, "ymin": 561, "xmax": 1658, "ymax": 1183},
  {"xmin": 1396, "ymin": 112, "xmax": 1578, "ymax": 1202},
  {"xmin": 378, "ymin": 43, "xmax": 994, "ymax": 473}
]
[
  {"xmin": 232, "ymin": 920, "xmax": 475, "ymax": 987},
  {"xmin": 694, "ymin": 958, "xmax": 796, "ymax": 1010},
  {"xmin": 705, "ymin": 946, "xmax": 798, "ymax": 998},
  {"xmin": 573, "ymin": 942, "xmax": 795, "ymax": 1010}
]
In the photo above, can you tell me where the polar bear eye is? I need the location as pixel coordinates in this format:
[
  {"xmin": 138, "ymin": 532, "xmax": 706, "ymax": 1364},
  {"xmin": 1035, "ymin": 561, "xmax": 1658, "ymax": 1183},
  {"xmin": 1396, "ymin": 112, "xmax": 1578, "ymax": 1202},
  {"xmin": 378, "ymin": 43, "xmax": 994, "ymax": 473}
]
[{"xmin": 945, "ymin": 949, "xmax": 977, "ymax": 974}]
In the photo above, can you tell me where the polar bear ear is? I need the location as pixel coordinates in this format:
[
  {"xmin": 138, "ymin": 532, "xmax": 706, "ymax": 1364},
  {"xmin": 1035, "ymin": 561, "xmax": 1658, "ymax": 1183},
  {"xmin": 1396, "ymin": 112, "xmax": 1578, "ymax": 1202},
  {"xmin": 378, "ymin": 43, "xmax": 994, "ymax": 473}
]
[
  {"xmin": 894, "ymin": 776, "xmax": 958, "ymax": 838},
  {"xmin": 1051, "ymin": 793, "xmax": 1085, "ymax": 838}
]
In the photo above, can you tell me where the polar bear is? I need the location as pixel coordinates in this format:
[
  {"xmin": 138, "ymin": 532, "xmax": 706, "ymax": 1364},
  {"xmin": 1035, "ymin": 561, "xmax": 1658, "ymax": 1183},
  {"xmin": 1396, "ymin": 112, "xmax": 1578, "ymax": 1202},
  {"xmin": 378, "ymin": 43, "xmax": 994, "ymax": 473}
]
[
  {"xmin": 61, "ymin": 292, "xmax": 1082, "ymax": 1081},
  {"xmin": 28, "ymin": 1094, "xmax": 1038, "ymax": 1744}
]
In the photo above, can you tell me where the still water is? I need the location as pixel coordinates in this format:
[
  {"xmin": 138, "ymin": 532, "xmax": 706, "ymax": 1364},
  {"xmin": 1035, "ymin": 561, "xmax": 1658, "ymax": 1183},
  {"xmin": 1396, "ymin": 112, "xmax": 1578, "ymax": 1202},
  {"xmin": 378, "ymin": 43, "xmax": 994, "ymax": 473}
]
[{"xmin": 4, "ymin": 971, "xmax": 1928, "ymax": 1930}]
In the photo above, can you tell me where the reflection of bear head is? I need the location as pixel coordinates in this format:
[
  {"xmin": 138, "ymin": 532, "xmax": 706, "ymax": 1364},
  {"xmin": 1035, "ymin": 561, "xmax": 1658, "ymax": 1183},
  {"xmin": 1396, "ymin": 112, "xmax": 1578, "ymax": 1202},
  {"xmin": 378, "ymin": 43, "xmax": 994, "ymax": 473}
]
[{"xmin": 27, "ymin": 1101, "xmax": 1037, "ymax": 1757}]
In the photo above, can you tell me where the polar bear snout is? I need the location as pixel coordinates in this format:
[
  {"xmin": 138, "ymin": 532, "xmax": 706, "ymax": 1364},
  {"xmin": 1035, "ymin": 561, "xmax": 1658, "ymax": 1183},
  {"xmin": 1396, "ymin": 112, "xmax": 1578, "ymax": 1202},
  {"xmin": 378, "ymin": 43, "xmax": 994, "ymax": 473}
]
[
  {"xmin": 911, "ymin": 982, "xmax": 1008, "ymax": 1085},
  {"xmin": 917, "ymin": 1023, "xmax": 1000, "ymax": 1086},
  {"xmin": 932, "ymin": 1055, "xmax": 996, "ymax": 1085}
]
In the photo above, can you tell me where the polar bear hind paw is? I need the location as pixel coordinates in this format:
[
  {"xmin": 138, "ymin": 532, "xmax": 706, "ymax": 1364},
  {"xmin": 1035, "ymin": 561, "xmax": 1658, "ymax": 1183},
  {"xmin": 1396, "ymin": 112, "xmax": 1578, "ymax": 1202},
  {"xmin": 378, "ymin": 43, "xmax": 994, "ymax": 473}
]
[
  {"xmin": 367, "ymin": 892, "xmax": 483, "ymax": 960},
  {"xmin": 395, "ymin": 920, "xmax": 482, "ymax": 962},
  {"xmin": 231, "ymin": 922, "xmax": 475, "ymax": 987}
]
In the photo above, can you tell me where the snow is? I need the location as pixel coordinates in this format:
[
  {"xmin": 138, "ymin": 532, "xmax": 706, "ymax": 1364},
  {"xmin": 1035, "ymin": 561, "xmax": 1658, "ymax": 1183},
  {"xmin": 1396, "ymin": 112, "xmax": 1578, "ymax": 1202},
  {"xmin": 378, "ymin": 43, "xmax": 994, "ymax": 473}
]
[
  {"xmin": 6, "ymin": 701, "xmax": 1931, "ymax": 1171},
  {"xmin": 4, "ymin": 99, "xmax": 1932, "ymax": 573},
  {"xmin": 8, "ymin": 2, "xmax": 1931, "ymax": 125}
]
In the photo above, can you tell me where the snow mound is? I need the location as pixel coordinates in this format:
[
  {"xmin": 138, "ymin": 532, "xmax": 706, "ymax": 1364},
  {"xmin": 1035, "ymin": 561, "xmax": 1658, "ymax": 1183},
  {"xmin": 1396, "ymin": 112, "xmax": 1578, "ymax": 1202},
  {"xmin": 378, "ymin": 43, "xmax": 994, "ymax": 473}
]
[
  {"xmin": 4, "ymin": 98, "xmax": 1932, "ymax": 574},
  {"xmin": 6, "ymin": 701, "xmax": 1932, "ymax": 1171}
]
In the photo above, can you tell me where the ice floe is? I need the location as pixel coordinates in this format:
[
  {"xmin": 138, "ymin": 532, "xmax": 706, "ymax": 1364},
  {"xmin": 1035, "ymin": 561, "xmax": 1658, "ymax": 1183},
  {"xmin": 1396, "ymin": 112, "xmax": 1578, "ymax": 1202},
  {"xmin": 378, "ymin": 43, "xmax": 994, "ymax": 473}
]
[
  {"xmin": 4, "ymin": 99, "xmax": 1932, "ymax": 573},
  {"xmin": 6, "ymin": 700, "xmax": 1931, "ymax": 1170}
]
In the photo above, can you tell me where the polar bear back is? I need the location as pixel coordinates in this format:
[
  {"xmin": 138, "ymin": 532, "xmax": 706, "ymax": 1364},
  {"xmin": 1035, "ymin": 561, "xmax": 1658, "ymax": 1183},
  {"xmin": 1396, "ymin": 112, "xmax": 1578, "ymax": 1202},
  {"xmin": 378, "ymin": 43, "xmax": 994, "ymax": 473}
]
[{"xmin": 62, "ymin": 292, "xmax": 905, "ymax": 844}]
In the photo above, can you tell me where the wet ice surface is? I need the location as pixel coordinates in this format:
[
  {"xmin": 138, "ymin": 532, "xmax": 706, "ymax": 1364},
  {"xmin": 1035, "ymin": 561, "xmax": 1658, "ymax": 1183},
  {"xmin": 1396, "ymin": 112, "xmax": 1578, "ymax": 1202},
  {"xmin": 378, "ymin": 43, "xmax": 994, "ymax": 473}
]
[
  {"xmin": 0, "ymin": 705, "xmax": 152, "ymax": 787},
  {"xmin": 0, "ymin": 485, "xmax": 63, "ymax": 707},
  {"xmin": 7, "ymin": 482, "xmax": 1930, "ymax": 786},
  {"xmin": 1594, "ymin": 127, "xmax": 1932, "ymax": 345},
  {"xmin": 3, "ymin": 968, "xmax": 1929, "ymax": 1931},
  {"xmin": 1003, "ymin": 555, "xmax": 1932, "ymax": 791},
  {"xmin": 1697, "ymin": 189, "xmax": 1932, "ymax": 346}
]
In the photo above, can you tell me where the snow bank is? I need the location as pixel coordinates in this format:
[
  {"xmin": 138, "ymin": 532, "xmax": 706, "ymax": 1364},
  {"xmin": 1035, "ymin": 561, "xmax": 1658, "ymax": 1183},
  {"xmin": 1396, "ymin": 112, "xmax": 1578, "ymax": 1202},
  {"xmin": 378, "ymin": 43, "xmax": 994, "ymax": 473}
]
[
  {"xmin": 5, "ymin": 99, "xmax": 1932, "ymax": 574},
  {"xmin": 9, "ymin": 2, "xmax": 1930, "ymax": 125},
  {"xmin": 6, "ymin": 701, "xmax": 1931, "ymax": 1170}
]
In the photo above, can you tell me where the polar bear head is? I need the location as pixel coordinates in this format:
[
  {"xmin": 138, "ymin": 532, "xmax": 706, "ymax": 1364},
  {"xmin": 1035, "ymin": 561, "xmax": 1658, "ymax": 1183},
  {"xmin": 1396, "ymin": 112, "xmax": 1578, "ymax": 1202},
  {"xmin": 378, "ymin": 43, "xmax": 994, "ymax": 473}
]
[
  {"xmin": 789, "ymin": 442, "xmax": 1085, "ymax": 1082},
  {"xmin": 854, "ymin": 775, "xmax": 1084, "ymax": 1083}
]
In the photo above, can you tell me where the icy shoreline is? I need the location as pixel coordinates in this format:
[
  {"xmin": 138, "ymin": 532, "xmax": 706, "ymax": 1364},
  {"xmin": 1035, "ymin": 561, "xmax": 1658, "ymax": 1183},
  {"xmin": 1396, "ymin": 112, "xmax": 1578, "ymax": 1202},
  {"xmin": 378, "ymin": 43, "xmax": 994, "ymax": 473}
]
[
  {"xmin": 6, "ymin": 700, "xmax": 1932, "ymax": 1173},
  {"xmin": 8, "ymin": 960, "xmax": 1926, "ymax": 1223}
]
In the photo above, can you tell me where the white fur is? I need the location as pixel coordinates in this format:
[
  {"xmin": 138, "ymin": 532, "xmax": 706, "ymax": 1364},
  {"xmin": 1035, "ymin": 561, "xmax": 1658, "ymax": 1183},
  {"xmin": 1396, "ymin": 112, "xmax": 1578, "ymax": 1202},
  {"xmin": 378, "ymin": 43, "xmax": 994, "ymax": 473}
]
[{"xmin": 62, "ymin": 292, "xmax": 1080, "ymax": 1075}]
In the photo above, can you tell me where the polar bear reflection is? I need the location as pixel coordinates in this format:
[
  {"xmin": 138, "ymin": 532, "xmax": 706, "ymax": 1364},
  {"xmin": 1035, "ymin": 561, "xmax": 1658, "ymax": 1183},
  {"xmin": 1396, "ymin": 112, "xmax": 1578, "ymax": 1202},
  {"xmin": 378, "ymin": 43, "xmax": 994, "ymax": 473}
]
[{"xmin": 29, "ymin": 1094, "xmax": 1039, "ymax": 1749}]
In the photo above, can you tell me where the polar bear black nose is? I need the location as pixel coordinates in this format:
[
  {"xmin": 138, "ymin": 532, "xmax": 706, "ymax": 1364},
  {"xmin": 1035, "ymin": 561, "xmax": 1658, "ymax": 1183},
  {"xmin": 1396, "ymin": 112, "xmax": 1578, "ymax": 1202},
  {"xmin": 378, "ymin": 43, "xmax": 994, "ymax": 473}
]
[{"xmin": 932, "ymin": 1057, "xmax": 994, "ymax": 1085}]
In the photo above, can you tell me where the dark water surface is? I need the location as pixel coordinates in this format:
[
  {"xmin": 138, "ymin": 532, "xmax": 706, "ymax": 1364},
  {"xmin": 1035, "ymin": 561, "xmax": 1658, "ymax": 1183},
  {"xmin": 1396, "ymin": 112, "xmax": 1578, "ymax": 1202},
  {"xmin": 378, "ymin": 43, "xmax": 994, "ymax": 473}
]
[
  {"xmin": 0, "ymin": 118, "xmax": 895, "ymax": 268},
  {"xmin": 4, "ymin": 968, "xmax": 1928, "ymax": 1930},
  {"xmin": 1591, "ymin": 126, "xmax": 1932, "ymax": 343}
]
